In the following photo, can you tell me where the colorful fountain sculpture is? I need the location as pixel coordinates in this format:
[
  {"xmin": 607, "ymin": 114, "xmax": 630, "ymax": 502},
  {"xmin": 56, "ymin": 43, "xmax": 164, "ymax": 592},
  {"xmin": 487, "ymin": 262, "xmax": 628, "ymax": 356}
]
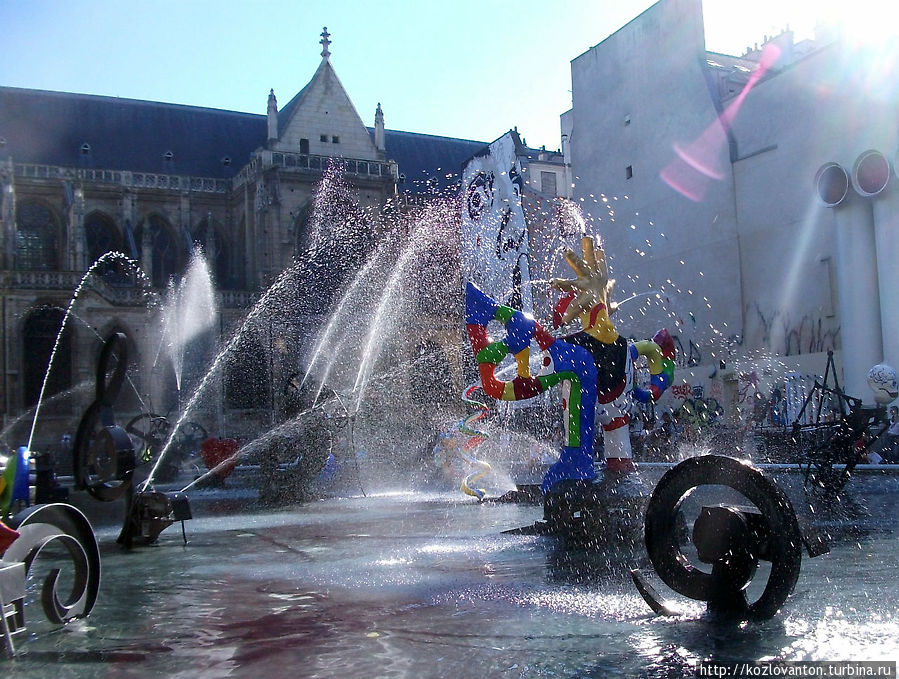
[
  {"xmin": 466, "ymin": 236, "xmax": 674, "ymax": 537},
  {"xmin": 466, "ymin": 236, "xmax": 827, "ymax": 620}
]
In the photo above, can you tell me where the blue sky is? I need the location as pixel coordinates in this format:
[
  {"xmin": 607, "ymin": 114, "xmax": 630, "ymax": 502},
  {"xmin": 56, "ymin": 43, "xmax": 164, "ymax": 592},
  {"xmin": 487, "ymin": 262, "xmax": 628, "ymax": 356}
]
[{"xmin": 1, "ymin": 1, "xmax": 843, "ymax": 151}]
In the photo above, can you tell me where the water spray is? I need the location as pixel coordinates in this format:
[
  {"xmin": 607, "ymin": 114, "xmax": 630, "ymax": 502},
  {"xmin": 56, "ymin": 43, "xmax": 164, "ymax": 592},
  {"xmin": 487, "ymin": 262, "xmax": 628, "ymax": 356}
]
[{"xmin": 26, "ymin": 252, "xmax": 151, "ymax": 454}]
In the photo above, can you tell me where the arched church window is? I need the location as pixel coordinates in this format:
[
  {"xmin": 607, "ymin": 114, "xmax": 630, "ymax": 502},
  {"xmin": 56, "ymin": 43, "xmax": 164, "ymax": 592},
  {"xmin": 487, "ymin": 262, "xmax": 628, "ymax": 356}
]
[
  {"xmin": 85, "ymin": 211, "xmax": 123, "ymax": 264},
  {"xmin": 22, "ymin": 306, "xmax": 73, "ymax": 408},
  {"xmin": 136, "ymin": 214, "xmax": 184, "ymax": 288},
  {"xmin": 84, "ymin": 211, "xmax": 133, "ymax": 284},
  {"xmin": 224, "ymin": 330, "xmax": 271, "ymax": 409},
  {"xmin": 16, "ymin": 201, "xmax": 60, "ymax": 270}
]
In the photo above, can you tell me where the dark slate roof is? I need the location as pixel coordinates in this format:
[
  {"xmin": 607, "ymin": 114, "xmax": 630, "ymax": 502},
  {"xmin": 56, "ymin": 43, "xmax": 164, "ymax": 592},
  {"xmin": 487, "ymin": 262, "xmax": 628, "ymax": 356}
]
[
  {"xmin": 277, "ymin": 83, "xmax": 310, "ymax": 138},
  {"xmin": 0, "ymin": 87, "xmax": 266, "ymax": 178},
  {"xmin": 377, "ymin": 128, "xmax": 487, "ymax": 195},
  {"xmin": 0, "ymin": 86, "xmax": 487, "ymax": 194}
]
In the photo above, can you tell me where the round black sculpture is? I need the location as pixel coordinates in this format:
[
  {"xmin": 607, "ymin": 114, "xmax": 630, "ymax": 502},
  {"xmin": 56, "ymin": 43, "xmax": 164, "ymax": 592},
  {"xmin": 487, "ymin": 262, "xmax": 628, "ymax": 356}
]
[
  {"xmin": 125, "ymin": 412, "xmax": 207, "ymax": 481},
  {"xmin": 638, "ymin": 455, "xmax": 812, "ymax": 621}
]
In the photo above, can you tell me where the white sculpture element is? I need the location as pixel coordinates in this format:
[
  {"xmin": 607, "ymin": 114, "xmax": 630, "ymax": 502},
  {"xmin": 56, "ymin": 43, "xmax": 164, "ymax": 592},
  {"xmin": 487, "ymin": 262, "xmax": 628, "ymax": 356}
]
[{"xmin": 867, "ymin": 363, "xmax": 898, "ymax": 404}]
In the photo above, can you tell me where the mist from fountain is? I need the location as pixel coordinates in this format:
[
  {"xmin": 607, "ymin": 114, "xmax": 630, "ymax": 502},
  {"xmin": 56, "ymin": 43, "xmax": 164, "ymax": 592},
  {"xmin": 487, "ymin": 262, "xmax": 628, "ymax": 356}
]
[
  {"xmin": 177, "ymin": 346, "xmax": 469, "ymax": 496},
  {"xmin": 617, "ymin": 290, "xmax": 663, "ymax": 308},
  {"xmin": 25, "ymin": 251, "xmax": 153, "ymax": 453},
  {"xmin": 350, "ymin": 201, "xmax": 457, "ymax": 411},
  {"xmin": 301, "ymin": 241, "xmax": 394, "ymax": 405},
  {"xmin": 142, "ymin": 256, "xmax": 305, "ymax": 489},
  {"xmin": 141, "ymin": 163, "xmax": 390, "ymax": 488},
  {"xmin": 1, "ymin": 381, "xmax": 92, "ymax": 447},
  {"xmin": 156, "ymin": 250, "xmax": 218, "ymax": 395}
]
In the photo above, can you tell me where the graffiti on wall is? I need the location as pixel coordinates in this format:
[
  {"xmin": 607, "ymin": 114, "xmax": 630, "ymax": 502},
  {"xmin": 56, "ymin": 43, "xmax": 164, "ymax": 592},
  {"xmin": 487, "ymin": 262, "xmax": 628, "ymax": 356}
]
[
  {"xmin": 676, "ymin": 396, "xmax": 723, "ymax": 429},
  {"xmin": 660, "ymin": 305, "xmax": 837, "ymax": 372},
  {"xmin": 664, "ymin": 368, "xmax": 827, "ymax": 433},
  {"xmin": 670, "ymin": 335, "xmax": 705, "ymax": 368},
  {"xmin": 668, "ymin": 332, "xmax": 746, "ymax": 370},
  {"xmin": 751, "ymin": 304, "xmax": 839, "ymax": 357}
]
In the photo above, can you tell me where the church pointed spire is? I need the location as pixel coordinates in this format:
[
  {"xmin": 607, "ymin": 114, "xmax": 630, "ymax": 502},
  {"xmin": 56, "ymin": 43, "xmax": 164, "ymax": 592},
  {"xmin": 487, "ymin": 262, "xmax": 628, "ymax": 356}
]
[
  {"xmin": 320, "ymin": 27, "xmax": 331, "ymax": 59},
  {"xmin": 267, "ymin": 89, "xmax": 278, "ymax": 143},
  {"xmin": 374, "ymin": 103, "xmax": 385, "ymax": 153}
]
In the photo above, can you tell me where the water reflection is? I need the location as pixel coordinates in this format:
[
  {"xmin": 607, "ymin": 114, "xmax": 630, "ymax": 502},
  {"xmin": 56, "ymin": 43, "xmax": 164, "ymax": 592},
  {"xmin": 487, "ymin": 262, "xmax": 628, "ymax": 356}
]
[{"xmin": 9, "ymin": 486, "xmax": 899, "ymax": 677}]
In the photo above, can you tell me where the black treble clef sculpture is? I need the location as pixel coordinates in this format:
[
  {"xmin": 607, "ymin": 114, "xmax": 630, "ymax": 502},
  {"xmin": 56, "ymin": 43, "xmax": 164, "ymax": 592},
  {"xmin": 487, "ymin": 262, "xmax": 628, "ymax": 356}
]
[
  {"xmin": 72, "ymin": 333, "xmax": 192, "ymax": 549},
  {"xmin": 72, "ymin": 332, "xmax": 136, "ymax": 502}
]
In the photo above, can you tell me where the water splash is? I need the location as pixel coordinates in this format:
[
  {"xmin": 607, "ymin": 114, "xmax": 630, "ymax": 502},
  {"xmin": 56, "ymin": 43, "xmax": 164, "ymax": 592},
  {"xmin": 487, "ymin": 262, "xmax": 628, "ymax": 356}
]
[
  {"xmin": 25, "ymin": 251, "xmax": 150, "ymax": 452},
  {"xmin": 351, "ymin": 199, "xmax": 458, "ymax": 410},
  {"xmin": 1, "ymin": 381, "xmax": 92, "ymax": 446},
  {"xmin": 157, "ymin": 250, "xmax": 218, "ymax": 393},
  {"xmin": 302, "ymin": 240, "xmax": 394, "ymax": 405},
  {"xmin": 617, "ymin": 290, "xmax": 663, "ymax": 308},
  {"xmin": 142, "ymin": 258, "xmax": 304, "ymax": 490}
]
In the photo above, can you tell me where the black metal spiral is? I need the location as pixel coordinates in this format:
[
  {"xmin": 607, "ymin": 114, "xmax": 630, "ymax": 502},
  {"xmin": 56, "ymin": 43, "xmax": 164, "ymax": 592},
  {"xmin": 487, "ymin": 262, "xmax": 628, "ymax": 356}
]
[
  {"xmin": 642, "ymin": 455, "xmax": 804, "ymax": 621},
  {"xmin": 72, "ymin": 332, "xmax": 136, "ymax": 502}
]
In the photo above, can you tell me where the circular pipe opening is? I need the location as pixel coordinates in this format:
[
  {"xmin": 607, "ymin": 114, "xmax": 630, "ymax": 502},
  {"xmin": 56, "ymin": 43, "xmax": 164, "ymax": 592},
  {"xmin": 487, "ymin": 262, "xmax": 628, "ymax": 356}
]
[
  {"xmin": 852, "ymin": 149, "xmax": 890, "ymax": 197},
  {"xmin": 815, "ymin": 162, "xmax": 849, "ymax": 207}
]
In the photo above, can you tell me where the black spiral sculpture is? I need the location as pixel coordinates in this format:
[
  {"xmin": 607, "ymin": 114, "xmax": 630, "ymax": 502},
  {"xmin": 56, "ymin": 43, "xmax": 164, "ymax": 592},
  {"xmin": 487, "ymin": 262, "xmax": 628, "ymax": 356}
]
[
  {"xmin": 72, "ymin": 332, "xmax": 136, "ymax": 502},
  {"xmin": 633, "ymin": 455, "xmax": 827, "ymax": 621}
]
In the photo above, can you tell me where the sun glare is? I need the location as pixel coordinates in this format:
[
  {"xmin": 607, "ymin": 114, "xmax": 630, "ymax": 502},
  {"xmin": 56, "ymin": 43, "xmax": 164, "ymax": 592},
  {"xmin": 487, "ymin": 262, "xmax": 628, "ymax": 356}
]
[
  {"xmin": 815, "ymin": 0, "xmax": 899, "ymax": 47},
  {"xmin": 704, "ymin": 0, "xmax": 899, "ymax": 55}
]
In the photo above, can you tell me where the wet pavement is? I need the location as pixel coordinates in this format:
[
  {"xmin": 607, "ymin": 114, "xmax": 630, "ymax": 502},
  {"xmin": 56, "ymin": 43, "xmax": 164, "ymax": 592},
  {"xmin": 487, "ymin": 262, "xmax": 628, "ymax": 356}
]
[{"xmin": 5, "ymin": 468, "xmax": 899, "ymax": 678}]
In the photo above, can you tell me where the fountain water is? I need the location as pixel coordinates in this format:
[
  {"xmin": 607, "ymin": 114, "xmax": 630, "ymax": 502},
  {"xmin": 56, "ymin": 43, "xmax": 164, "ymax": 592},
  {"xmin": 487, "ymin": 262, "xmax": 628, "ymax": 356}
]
[
  {"xmin": 141, "ymin": 257, "xmax": 304, "ymax": 489},
  {"xmin": 156, "ymin": 250, "xmax": 217, "ymax": 396},
  {"xmin": 0, "ymin": 382, "xmax": 92, "ymax": 450},
  {"xmin": 6, "ymin": 158, "xmax": 899, "ymax": 673},
  {"xmin": 24, "ymin": 252, "xmax": 153, "ymax": 454},
  {"xmin": 138, "ymin": 165, "xmax": 424, "ymax": 489}
]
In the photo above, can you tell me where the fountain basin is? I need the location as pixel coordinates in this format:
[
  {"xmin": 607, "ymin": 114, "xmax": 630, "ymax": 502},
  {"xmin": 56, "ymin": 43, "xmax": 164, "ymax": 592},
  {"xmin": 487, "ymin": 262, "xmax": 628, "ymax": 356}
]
[{"xmin": 6, "ymin": 463, "xmax": 899, "ymax": 676}]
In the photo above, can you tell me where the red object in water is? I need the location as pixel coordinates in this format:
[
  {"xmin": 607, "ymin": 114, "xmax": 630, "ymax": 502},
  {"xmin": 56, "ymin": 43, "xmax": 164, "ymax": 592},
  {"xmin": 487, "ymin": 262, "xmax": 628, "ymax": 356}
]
[
  {"xmin": 200, "ymin": 438, "xmax": 240, "ymax": 480},
  {"xmin": 0, "ymin": 520, "xmax": 19, "ymax": 555}
]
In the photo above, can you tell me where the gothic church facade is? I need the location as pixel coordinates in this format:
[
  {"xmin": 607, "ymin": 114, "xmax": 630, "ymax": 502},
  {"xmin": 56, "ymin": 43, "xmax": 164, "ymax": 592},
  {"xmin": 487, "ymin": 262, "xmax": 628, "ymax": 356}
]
[{"xmin": 0, "ymin": 30, "xmax": 486, "ymax": 450}]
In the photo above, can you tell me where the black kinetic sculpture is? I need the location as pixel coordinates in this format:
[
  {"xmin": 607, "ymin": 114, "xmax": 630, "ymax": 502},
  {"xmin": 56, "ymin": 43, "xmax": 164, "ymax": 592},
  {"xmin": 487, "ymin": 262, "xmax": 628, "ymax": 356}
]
[
  {"xmin": 632, "ymin": 455, "xmax": 829, "ymax": 620},
  {"xmin": 72, "ymin": 332, "xmax": 191, "ymax": 548}
]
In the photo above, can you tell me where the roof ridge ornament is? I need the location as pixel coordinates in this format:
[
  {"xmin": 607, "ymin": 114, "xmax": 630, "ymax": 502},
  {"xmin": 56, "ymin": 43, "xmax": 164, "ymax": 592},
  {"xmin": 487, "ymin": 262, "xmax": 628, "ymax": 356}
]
[{"xmin": 320, "ymin": 27, "xmax": 331, "ymax": 59}]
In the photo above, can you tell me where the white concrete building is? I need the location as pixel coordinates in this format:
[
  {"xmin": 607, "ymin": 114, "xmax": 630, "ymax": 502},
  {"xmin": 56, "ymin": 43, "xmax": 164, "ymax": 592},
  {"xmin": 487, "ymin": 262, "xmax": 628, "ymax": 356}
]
[{"xmin": 565, "ymin": 0, "xmax": 899, "ymax": 412}]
